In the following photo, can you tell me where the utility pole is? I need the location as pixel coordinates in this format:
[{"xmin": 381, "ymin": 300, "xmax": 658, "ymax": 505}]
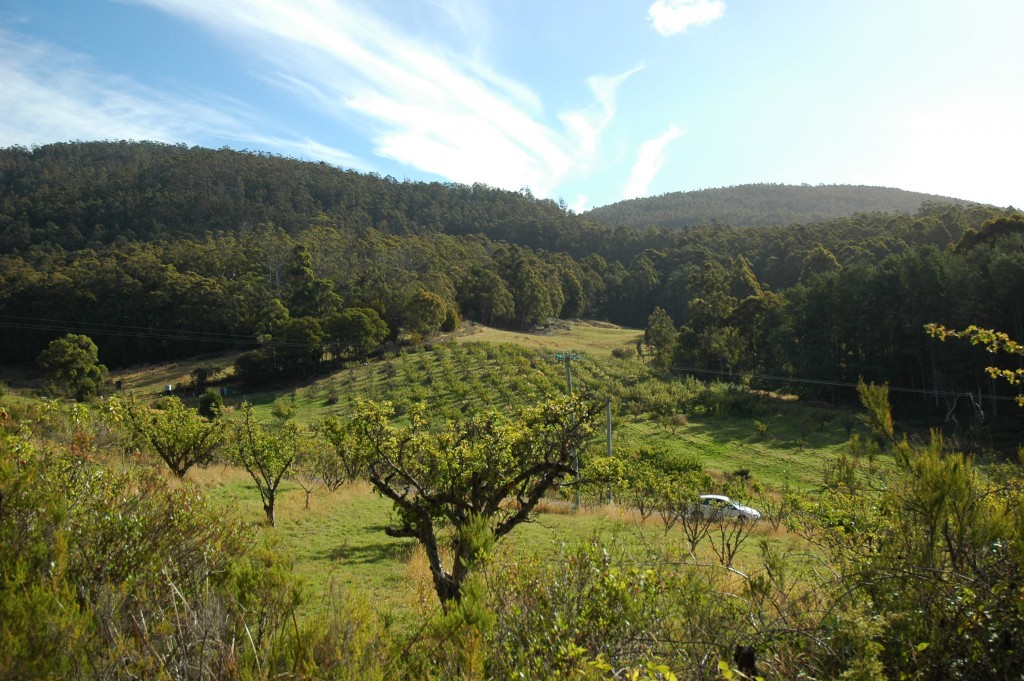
[
  {"xmin": 555, "ymin": 351, "xmax": 581, "ymax": 509},
  {"xmin": 606, "ymin": 398, "xmax": 612, "ymax": 458}
]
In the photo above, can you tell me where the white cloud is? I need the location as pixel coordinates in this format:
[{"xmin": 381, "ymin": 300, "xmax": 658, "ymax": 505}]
[
  {"xmin": 561, "ymin": 65, "xmax": 645, "ymax": 172},
  {"xmin": 622, "ymin": 125, "xmax": 685, "ymax": 199},
  {"xmin": 568, "ymin": 194, "xmax": 590, "ymax": 214},
  {"xmin": 2, "ymin": 0, "xmax": 640, "ymax": 198},
  {"xmin": 0, "ymin": 31, "xmax": 194, "ymax": 144},
  {"xmin": 648, "ymin": 0, "xmax": 726, "ymax": 36},
  {"xmin": 0, "ymin": 28, "xmax": 361, "ymax": 166},
  {"xmin": 132, "ymin": 0, "xmax": 631, "ymax": 197}
]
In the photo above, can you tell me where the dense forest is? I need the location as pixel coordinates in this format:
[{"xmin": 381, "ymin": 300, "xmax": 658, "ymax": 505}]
[
  {"xmin": 585, "ymin": 183, "xmax": 977, "ymax": 230},
  {"xmin": 2, "ymin": 141, "xmax": 1022, "ymax": 434}
]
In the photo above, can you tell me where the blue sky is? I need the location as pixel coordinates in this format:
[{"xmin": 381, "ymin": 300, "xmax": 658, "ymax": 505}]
[{"xmin": 2, "ymin": 0, "xmax": 1022, "ymax": 210}]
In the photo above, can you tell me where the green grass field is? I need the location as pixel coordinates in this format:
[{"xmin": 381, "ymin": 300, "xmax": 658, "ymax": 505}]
[
  {"xmin": 5, "ymin": 320, "xmax": 878, "ymax": 623},
  {"xmin": 453, "ymin": 319, "xmax": 643, "ymax": 355},
  {"xmin": 189, "ymin": 463, "xmax": 797, "ymax": 624}
]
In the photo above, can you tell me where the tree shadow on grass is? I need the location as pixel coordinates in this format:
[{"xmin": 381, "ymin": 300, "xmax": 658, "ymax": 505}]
[
  {"xmin": 324, "ymin": 535, "xmax": 417, "ymax": 565},
  {"xmin": 684, "ymin": 412, "xmax": 853, "ymax": 451}
]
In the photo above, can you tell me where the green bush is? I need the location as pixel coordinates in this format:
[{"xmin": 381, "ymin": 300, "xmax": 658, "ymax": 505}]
[
  {"xmin": 0, "ymin": 428, "xmax": 254, "ymax": 676},
  {"xmin": 198, "ymin": 387, "xmax": 224, "ymax": 419}
]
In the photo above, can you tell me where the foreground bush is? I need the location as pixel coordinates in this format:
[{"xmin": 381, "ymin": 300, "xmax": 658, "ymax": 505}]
[{"xmin": 0, "ymin": 431, "xmax": 253, "ymax": 677}]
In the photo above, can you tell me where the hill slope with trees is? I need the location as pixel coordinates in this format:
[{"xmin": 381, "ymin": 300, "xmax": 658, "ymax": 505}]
[
  {"xmin": 585, "ymin": 183, "xmax": 978, "ymax": 229},
  {"xmin": 0, "ymin": 140, "xmax": 584, "ymax": 253}
]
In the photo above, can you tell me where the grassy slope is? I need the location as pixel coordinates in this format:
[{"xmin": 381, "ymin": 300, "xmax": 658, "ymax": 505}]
[
  {"xmin": 454, "ymin": 319, "xmax": 643, "ymax": 354},
  {"xmin": 9, "ymin": 321, "xmax": 867, "ymax": 618}
]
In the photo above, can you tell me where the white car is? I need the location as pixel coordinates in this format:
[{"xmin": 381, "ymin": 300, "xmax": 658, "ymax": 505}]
[{"xmin": 694, "ymin": 494, "xmax": 761, "ymax": 521}]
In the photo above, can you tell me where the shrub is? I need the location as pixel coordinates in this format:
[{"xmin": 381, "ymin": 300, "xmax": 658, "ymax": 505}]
[
  {"xmin": 198, "ymin": 387, "xmax": 224, "ymax": 419},
  {"xmin": 0, "ymin": 432, "xmax": 254, "ymax": 676},
  {"xmin": 190, "ymin": 365, "xmax": 221, "ymax": 387}
]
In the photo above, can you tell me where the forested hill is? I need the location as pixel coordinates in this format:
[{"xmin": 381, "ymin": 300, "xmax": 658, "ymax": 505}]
[
  {"xmin": 0, "ymin": 142, "xmax": 979, "ymax": 256},
  {"xmin": 0, "ymin": 140, "xmax": 584, "ymax": 253},
  {"xmin": 586, "ymin": 184, "xmax": 973, "ymax": 229}
]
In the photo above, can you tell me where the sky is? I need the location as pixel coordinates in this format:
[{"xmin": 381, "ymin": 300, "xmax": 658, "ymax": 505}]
[{"xmin": 1, "ymin": 0, "xmax": 1022, "ymax": 211}]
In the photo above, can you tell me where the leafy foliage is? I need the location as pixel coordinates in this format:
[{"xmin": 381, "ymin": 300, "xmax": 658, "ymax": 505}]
[
  {"xmin": 927, "ymin": 323, "xmax": 1024, "ymax": 405},
  {"xmin": 229, "ymin": 402, "xmax": 300, "ymax": 526},
  {"xmin": 115, "ymin": 394, "xmax": 225, "ymax": 477},
  {"xmin": 350, "ymin": 395, "xmax": 601, "ymax": 604},
  {"xmin": 0, "ymin": 430, "xmax": 253, "ymax": 677},
  {"xmin": 36, "ymin": 333, "xmax": 107, "ymax": 401}
]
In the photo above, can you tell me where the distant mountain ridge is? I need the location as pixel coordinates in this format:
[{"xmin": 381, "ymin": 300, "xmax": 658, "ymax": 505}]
[{"xmin": 586, "ymin": 183, "xmax": 976, "ymax": 229}]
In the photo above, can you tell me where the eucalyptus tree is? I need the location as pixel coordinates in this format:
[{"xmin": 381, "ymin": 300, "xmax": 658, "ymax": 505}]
[
  {"xmin": 325, "ymin": 307, "xmax": 388, "ymax": 360},
  {"xmin": 644, "ymin": 306, "xmax": 677, "ymax": 368}
]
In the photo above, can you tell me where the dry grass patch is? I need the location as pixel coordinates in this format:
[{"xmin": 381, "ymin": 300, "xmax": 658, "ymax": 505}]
[
  {"xmin": 452, "ymin": 320, "xmax": 642, "ymax": 356},
  {"xmin": 109, "ymin": 353, "xmax": 239, "ymax": 396}
]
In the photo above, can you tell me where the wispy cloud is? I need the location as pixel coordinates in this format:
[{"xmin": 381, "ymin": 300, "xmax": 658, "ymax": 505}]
[
  {"xmin": 132, "ymin": 0, "xmax": 633, "ymax": 196},
  {"xmin": 648, "ymin": 0, "xmax": 725, "ymax": 36},
  {"xmin": 2, "ymin": 0, "xmax": 640, "ymax": 197},
  {"xmin": 561, "ymin": 65, "xmax": 646, "ymax": 173},
  {"xmin": 622, "ymin": 125, "xmax": 684, "ymax": 199},
  {"xmin": 0, "ymin": 30, "xmax": 205, "ymax": 145},
  {"xmin": 0, "ymin": 27, "xmax": 362, "ymax": 166}
]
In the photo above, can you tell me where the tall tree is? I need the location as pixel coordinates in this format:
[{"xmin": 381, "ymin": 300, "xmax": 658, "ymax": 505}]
[
  {"xmin": 644, "ymin": 306, "xmax": 677, "ymax": 368},
  {"xmin": 457, "ymin": 266, "xmax": 515, "ymax": 327},
  {"xmin": 325, "ymin": 307, "xmax": 389, "ymax": 359},
  {"xmin": 404, "ymin": 289, "xmax": 447, "ymax": 338},
  {"xmin": 37, "ymin": 333, "xmax": 108, "ymax": 401},
  {"xmin": 283, "ymin": 243, "xmax": 342, "ymax": 318}
]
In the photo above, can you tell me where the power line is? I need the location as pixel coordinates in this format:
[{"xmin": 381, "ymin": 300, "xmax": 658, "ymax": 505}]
[
  {"xmin": 0, "ymin": 314, "xmax": 317, "ymax": 350},
  {"xmin": 669, "ymin": 363, "xmax": 1023, "ymax": 404},
  {"xmin": 0, "ymin": 316, "xmax": 253, "ymax": 344}
]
